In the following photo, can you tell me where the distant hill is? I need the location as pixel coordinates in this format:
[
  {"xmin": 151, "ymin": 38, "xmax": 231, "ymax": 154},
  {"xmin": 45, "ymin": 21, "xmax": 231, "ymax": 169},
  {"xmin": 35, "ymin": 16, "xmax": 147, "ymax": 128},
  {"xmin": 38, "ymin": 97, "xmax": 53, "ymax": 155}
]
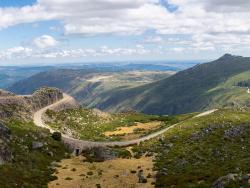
[
  {"xmin": 8, "ymin": 69, "xmax": 99, "ymax": 94},
  {"xmin": 8, "ymin": 69, "xmax": 172, "ymax": 108},
  {"xmin": 1, "ymin": 63, "xmax": 181, "ymax": 90},
  {"xmin": 9, "ymin": 54, "xmax": 250, "ymax": 115},
  {"xmin": 93, "ymin": 54, "xmax": 250, "ymax": 114},
  {"xmin": 0, "ymin": 66, "xmax": 53, "ymax": 89}
]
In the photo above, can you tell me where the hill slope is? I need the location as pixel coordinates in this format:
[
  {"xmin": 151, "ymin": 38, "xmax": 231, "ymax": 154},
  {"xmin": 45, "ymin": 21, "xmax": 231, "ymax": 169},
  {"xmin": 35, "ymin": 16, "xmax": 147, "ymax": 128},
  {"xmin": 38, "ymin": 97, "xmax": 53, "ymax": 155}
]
[
  {"xmin": 8, "ymin": 70, "xmax": 172, "ymax": 108},
  {"xmin": 0, "ymin": 66, "xmax": 53, "ymax": 89},
  {"xmin": 94, "ymin": 54, "xmax": 250, "ymax": 114},
  {"xmin": 8, "ymin": 54, "xmax": 250, "ymax": 115},
  {"xmin": 132, "ymin": 108, "xmax": 250, "ymax": 187}
]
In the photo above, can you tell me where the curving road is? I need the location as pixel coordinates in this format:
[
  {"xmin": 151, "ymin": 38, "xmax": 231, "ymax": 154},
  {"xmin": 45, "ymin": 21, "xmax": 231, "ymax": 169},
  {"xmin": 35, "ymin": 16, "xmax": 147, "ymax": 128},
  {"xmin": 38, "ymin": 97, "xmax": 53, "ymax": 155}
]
[{"xmin": 33, "ymin": 94, "xmax": 218, "ymax": 152}]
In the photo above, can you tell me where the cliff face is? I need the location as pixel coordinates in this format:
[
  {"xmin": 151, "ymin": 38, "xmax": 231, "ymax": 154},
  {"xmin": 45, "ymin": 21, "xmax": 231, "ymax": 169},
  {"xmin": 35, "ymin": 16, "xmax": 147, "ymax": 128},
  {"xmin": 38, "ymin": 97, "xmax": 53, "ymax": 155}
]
[
  {"xmin": 0, "ymin": 87, "xmax": 63, "ymax": 120},
  {"xmin": 25, "ymin": 87, "xmax": 63, "ymax": 111}
]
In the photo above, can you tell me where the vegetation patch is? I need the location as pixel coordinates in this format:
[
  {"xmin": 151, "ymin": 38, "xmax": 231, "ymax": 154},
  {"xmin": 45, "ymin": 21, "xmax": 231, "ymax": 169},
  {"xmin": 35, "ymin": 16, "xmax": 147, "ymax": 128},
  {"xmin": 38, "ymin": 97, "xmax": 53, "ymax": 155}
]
[
  {"xmin": 0, "ymin": 120, "xmax": 68, "ymax": 188},
  {"xmin": 45, "ymin": 108, "xmax": 186, "ymax": 141},
  {"xmin": 132, "ymin": 109, "xmax": 250, "ymax": 187}
]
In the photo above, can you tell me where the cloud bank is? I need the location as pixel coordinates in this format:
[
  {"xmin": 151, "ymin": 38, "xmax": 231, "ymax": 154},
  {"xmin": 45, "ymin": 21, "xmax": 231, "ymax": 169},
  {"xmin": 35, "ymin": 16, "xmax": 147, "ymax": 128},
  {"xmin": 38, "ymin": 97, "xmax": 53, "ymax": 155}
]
[{"xmin": 0, "ymin": 0, "xmax": 250, "ymax": 61}]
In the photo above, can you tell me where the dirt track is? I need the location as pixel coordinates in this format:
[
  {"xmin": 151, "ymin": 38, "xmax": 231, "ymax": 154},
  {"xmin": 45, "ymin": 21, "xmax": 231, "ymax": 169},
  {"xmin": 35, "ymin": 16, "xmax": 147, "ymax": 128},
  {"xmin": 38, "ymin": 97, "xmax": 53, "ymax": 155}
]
[{"xmin": 33, "ymin": 94, "xmax": 218, "ymax": 152}]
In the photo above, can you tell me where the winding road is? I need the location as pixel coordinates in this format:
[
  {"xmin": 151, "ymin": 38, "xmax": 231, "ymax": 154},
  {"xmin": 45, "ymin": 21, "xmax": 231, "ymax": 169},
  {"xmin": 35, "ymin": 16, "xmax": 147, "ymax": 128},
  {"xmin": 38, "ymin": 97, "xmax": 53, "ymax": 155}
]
[{"xmin": 33, "ymin": 94, "xmax": 217, "ymax": 152}]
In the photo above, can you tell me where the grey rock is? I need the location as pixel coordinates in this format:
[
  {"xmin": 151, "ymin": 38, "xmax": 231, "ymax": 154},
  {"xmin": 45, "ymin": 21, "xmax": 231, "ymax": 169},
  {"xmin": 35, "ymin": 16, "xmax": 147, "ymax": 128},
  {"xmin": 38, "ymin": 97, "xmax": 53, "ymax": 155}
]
[
  {"xmin": 212, "ymin": 173, "xmax": 238, "ymax": 188},
  {"xmin": 224, "ymin": 125, "xmax": 246, "ymax": 138},
  {"xmin": 190, "ymin": 125, "xmax": 217, "ymax": 141},
  {"xmin": 138, "ymin": 170, "xmax": 147, "ymax": 183},
  {"xmin": 47, "ymin": 151, "xmax": 54, "ymax": 157},
  {"xmin": 242, "ymin": 174, "xmax": 250, "ymax": 183},
  {"xmin": 32, "ymin": 141, "xmax": 44, "ymax": 149}
]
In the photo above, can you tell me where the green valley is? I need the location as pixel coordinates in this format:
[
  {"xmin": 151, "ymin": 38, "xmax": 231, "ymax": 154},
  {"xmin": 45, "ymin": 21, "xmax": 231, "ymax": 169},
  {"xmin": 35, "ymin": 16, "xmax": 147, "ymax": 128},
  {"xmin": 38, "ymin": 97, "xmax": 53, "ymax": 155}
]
[{"xmin": 44, "ymin": 108, "xmax": 184, "ymax": 141}]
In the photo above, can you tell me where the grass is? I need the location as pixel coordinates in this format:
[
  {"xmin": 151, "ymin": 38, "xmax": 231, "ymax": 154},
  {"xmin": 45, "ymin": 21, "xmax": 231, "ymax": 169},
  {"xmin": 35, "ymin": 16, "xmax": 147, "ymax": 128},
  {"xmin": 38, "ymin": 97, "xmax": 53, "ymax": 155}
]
[
  {"xmin": 132, "ymin": 108, "xmax": 250, "ymax": 187},
  {"xmin": 0, "ymin": 120, "xmax": 68, "ymax": 188},
  {"xmin": 206, "ymin": 70, "xmax": 250, "ymax": 109},
  {"xmin": 45, "ymin": 108, "xmax": 186, "ymax": 141}
]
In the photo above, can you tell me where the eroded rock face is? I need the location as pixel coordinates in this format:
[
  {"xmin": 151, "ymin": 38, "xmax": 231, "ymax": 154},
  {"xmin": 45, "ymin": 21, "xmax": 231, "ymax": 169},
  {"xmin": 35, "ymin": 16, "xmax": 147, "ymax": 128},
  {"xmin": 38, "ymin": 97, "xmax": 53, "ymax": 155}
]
[
  {"xmin": 0, "ymin": 87, "xmax": 63, "ymax": 120},
  {"xmin": 0, "ymin": 123, "xmax": 12, "ymax": 165},
  {"xmin": 26, "ymin": 87, "xmax": 63, "ymax": 111}
]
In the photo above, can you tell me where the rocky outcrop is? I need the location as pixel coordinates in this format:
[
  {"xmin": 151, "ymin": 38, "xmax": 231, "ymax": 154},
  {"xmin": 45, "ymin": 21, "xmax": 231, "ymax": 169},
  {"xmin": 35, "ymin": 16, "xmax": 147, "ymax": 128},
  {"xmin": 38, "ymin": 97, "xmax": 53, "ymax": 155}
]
[
  {"xmin": 212, "ymin": 173, "xmax": 250, "ymax": 188},
  {"xmin": 0, "ymin": 90, "xmax": 15, "ymax": 97},
  {"xmin": 25, "ymin": 87, "xmax": 63, "ymax": 111},
  {"xmin": 0, "ymin": 123, "xmax": 12, "ymax": 165},
  {"xmin": 49, "ymin": 94, "xmax": 78, "ymax": 112},
  {"xmin": 0, "ymin": 95, "xmax": 31, "ymax": 120},
  {"xmin": 0, "ymin": 87, "xmax": 63, "ymax": 120}
]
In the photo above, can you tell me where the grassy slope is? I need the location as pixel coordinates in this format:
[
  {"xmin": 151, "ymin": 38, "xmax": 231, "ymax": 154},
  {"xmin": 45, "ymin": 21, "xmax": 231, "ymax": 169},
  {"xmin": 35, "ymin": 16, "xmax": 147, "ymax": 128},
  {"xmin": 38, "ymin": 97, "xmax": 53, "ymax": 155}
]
[
  {"xmin": 71, "ymin": 71, "xmax": 171, "ymax": 108},
  {"xmin": 8, "ymin": 69, "xmax": 97, "ymax": 94},
  {"xmin": 132, "ymin": 108, "xmax": 250, "ymax": 187},
  {"xmin": 0, "ymin": 120, "xmax": 68, "ymax": 188},
  {"xmin": 95, "ymin": 54, "xmax": 250, "ymax": 115},
  {"xmin": 206, "ymin": 70, "xmax": 250, "ymax": 109},
  {"xmin": 45, "ymin": 108, "xmax": 183, "ymax": 141}
]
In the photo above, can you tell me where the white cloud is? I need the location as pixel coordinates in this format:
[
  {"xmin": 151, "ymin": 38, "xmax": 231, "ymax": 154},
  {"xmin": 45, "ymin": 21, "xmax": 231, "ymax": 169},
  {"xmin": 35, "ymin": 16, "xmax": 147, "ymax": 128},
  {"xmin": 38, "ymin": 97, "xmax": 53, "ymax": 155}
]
[
  {"xmin": 0, "ymin": 46, "xmax": 32, "ymax": 59},
  {"xmin": 33, "ymin": 35, "xmax": 58, "ymax": 48},
  {"xmin": 0, "ymin": 45, "xmax": 150, "ymax": 60},
  {"xmin": 171, "ymin": 47, "xmax": 184, "ymax": 52},
  {"xmin": 1, "ymin": 1, "xmax": 250, "ymax": 37},
  {"xmin": 1, "ymin": 0, "xmax": 250, "ymax": 56},
  {"xmin": 144, "ymin": 36, "xmax": 163, "ymax": 43},
  {"xmin": 203, "ymin": 0, "xmax": 250, "ymax": 12}
]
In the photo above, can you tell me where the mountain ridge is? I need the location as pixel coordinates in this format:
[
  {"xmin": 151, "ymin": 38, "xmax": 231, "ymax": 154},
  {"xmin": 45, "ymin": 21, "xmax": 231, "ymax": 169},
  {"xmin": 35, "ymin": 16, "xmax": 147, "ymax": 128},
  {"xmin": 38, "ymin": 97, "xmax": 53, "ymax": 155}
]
[
  {"xmin": 7, "ymin": 54, "xmax": 250, "ymax": 115},
  {"xmin": 93, "ymin": 54, "xmax": 250, "ymax": 114}
]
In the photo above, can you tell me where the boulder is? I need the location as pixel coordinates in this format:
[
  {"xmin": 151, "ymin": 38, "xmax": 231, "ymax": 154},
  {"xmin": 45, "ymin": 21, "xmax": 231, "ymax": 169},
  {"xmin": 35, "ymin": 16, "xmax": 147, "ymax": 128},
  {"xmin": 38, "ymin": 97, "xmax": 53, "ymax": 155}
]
[
  {"xmin": 212, "ymin": 173, "xmax": 243, "ymax": 188},
  {"xmin": 32, "ymin": 141, "xmax": 44, "ymax": 149}
]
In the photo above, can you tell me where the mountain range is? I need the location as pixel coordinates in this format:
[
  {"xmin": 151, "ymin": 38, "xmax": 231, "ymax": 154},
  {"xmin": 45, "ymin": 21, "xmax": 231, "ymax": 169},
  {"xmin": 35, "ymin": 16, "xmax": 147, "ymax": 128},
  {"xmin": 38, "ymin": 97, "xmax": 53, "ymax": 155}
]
[{"xmin": 9, "ymin": 54, "xmax": 250, "ymax": 115}]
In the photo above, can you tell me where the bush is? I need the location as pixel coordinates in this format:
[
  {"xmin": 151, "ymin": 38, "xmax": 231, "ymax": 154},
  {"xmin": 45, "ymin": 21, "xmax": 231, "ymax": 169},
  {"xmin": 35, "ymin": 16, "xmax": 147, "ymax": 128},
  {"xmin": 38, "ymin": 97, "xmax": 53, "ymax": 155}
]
[{"xmin": 52, "ymin": 132, "xmax": 62, "ymax": 141}]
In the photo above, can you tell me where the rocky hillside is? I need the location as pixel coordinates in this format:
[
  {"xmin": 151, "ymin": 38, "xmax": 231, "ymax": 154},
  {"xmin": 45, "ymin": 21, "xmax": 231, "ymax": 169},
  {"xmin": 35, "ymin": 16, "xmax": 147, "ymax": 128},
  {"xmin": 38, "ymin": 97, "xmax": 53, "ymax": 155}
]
[
  {"xmin": 132, "ymin": 108, "xmax": 250, "ymax": 187},
  {"xmin": 0, "ymin": 123, "xmax": 12, "ymax": 165},
  {"xmin": 0, "ymin": 120, "xmax": 68, "ymax": 188},
  {"xmin": 0, "ymin": 87, "xmax": 63, "ymax": 120}
]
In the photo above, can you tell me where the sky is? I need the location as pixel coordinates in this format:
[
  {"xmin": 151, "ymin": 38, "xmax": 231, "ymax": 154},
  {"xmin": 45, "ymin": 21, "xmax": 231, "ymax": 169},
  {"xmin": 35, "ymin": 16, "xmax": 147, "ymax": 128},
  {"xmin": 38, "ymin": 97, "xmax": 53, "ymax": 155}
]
[{"xmin": 0, "ymin": 0, "xmax": 250, "ymax": 65}]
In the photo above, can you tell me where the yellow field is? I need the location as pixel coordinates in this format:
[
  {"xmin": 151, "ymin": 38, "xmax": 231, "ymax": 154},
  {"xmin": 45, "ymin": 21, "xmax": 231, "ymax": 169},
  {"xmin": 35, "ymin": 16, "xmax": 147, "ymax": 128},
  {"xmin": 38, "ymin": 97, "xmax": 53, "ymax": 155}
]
[{"xmin": 49, "ymin": 155, "xmax": 155, "ymax": 188}]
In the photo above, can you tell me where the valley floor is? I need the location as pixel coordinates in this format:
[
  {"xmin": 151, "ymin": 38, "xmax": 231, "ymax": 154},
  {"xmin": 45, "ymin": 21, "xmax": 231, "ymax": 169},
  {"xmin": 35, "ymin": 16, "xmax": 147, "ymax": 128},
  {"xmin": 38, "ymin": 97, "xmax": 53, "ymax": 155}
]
[{"xmin": 49, "ymin": 155, "xmax": 155, "ymax": 188}]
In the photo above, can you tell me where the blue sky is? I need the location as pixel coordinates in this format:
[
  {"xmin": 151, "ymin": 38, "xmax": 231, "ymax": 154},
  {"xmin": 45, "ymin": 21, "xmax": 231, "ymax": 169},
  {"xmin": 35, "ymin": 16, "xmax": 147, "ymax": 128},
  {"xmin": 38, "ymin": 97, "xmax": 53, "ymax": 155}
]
[
  {"xmin": 0, "ymin": 0, "xmax": 36, "ymax": 7},
  {"xmin": 0, "ymin": 0, "xmax": 250, "ymax": 65}
]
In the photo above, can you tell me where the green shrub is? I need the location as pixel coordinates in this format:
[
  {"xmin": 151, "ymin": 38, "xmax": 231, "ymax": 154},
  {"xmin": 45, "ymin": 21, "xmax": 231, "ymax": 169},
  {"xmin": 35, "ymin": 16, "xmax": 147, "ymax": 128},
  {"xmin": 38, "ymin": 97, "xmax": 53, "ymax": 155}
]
[{"xmin": 52, "ymin": 132, "xmax": 62, "ymax": 141}]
